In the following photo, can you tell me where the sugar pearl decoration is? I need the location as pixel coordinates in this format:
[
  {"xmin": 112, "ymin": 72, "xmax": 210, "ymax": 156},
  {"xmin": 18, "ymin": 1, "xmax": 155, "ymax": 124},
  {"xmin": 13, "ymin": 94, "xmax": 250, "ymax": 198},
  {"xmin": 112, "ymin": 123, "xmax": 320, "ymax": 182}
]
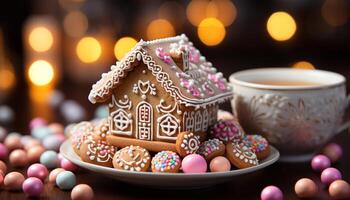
[
  {"xmin": 181, "ymin": 154, "xmax": 207, "ymax": 173},
  {"xmin": 321, "ymin": 167, "xmax": 342, "ymax": 185},
  {"xmin": 9, "ymin": 149, "xmax": 28, "ymax": 167},
  {"xmin": 22, "ymin": 177, "xmax": 44, "ymax": 197},
  {"xmin": 311, "ymin": 154, "xmax": 331, "ymax": 172},
  {"xmin": 56, "ymin": 171, "xmax": 76, "ymax": 190},
  {"xmin": 261, "ymin": 186, "xmax": 283, "ymax": 200},
  {"xmin": 40, "ymin": 150, "xmax": 59, "ymax": 168},
  {"xmin": 71, "ymin": 184, "xmax": 94, "ymax": 200},
  {"xmin": 323, "ymin": 143, "xmax": 343, "ymax": 163},
  {"xmin": 209, "ymin": 156, "xmax": 231, "ymax": 172},
  {"xmin": 27, "ymin": 163, "xmax": 49, "ymax": 181},
  {"xmin": 294, "ymin": 178, "xmax": 318, "ymax": 198},
  {"xmin": 4, "ymin": 172, "xmax": 25, "ymax": 190},
  {"xmin": 329, "ymin": 180, "xmax": 350, "ymax": 200},
  {"xmin": 49, "ymin": 168, "xmax": 65, "ymax": 184}
]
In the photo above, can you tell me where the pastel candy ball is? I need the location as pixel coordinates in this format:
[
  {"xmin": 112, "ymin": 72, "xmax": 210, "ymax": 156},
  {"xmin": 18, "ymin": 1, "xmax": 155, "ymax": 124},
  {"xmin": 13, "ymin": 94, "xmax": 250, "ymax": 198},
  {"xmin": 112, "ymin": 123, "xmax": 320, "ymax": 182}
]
[
  {"xmin": 217, "ymin": 110, "xmax": 235, "ymax": 121},
  {"xmin": 71, "ymin": 184, "xmax": 94, "ymax": 200},
  {"xmin": 294, "ymin": 178, "xmax": 318, "ymax": 198},
  {"xmin": 0, "ymin": 172, "xmax": 3, "ymax": 185},
  {"xmin": 9, "ymin": 149, "xmax": 28, "ymax": 167},
  {"xmin": 0, "ymin": 105, "xmax": 14, "ymax": 123},
  {"xmin": 27, "ymin": 163, "xmax": 49, "ymax": 181},
  {"xmin": 0, "ymin": 160, "xmax": 7, "ymax": 174},
  {"xmin": 261, "ymin": 185, "xmax": 283, "ymax": 200},
  {"xmin": 0, "ymin": 143, "xmax": 9, "ymax": 160},
  {"xmin": 60, "ymin": 100, "xmax": 86, "ymax": 123},
  {"xmin": 22, "ymin": 177, "xmax": 44, "ymax": 197},
  {"xmin": 49, "ymin": 168, "xmax": 65, "ymax": 183},
  {"xmin": 329, "ymin": 180, "xmax": 350, "ymax": 200},
  {"xmin": 40, "ymin": 150, "xmax": 59, "ymax": 168},
  {"xmin": 20, "ymin": 135, "xmax": 34, "ymax": 146},
  {"xmin": 4, "ymin": 172, "xmax": 25, "ymax": 191},
  {"xmin": 4, "ymin": 134, "xmax": 22, "ymax": 151},
  {"xmin": 48, "ymin": 90, "xmax": 65, "ymax": 108},
  {"xmin": 27, "ymin": 145, "xmax": 46, "ymax": 163},
  {"xmin": 61, "ymin": 158, "xmax": 78, "ymax": 171},
  {"xmin": 24, "ymin": 139, "xmax": 41, "ymax": 151},
  {"xmin": 94, "ymin": 105, "xmax": 109, "ymax": 119},
  {"xmin": 31, "ymin": 126, "xmax": 53, "ymax": 141},
  {"xmin": 209, "ymin": 156, "xmax": 231, "ymax": 172},
  {"xmin": 29, "ymin": 117, "xmax": 47, "ymax": 130},
  {"xmin": 48, "ymin": 123, "xmax": 64, "ymax": 135},
  {"xmin": 56, "ymin": 171, "xmax": 76, "ymax": 190},
  {"xmin": 311, "ymin": 154, "xmax": 331, "ymax": 172},
  {"xmin": 323, "ymin": 143, "xmax": 343, "ymax": 163},
  {"xmin": 42, "ymin": 134, "xmax": 65, "ymax": 151},
  {"xmin": 321, "ymin": 167, "xmax": 342, "ymax": 185},
  {"xmin": 0, "ymin": 126, "xmax": 7, "ymax": 142},
  {"xmin": 182, "ymin": 154, "xmax": 207, "ymax": 173}
]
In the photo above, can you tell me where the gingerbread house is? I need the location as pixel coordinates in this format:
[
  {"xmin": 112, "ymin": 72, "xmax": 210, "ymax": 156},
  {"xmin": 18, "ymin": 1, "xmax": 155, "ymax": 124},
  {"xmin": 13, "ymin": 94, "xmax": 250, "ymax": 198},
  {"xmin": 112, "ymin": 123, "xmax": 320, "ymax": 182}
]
[{"xmin": 88, "ymin": 34, "xmax": 233, "ymax": 152}]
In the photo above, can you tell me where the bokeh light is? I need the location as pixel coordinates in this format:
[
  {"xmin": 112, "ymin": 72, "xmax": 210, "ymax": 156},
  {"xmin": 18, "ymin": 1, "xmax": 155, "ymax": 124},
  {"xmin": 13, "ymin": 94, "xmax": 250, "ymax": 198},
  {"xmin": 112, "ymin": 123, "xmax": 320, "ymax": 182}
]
[
  {"xmin": 28, "ymin": 60, "xmax": 55, "ymax": 86},
  {"xmin": 267, "ymin": 11, "xmax": 297, "ymax": 41},
  {"xmin": 146, "ymin": 19, "xmax": 175, "ymax": 40},
  {"xmin": 28, "ymin": 27, "xmax": 54, "ymax": 52},
  {"xmin": 197, "ymin": 17, "xmax": 226, "ymax": 46},
  {"xmin": 322, "ymin": 0, "xmax": 349, "ymax": 27},
  {"xmin": 76, "ymin": 37, "xmax": 102, "ymax": 63},
  {"xmin": 114, "ymin": 37, "xmax": 137, "ymax": 61},
  {"xmin": 187, "ymin": 0, "xmax": 237, "ymax": 27},
  {"xmin": 63, "ymin": 11, "xmax": 88, "ymax": 37},
  {"xmin": 0, "ymin": 67, "xmax": 15, "ymax": 91},
  {"xmin": 292, "ymin": 61, "xmax": 315, "ymax": 70}
]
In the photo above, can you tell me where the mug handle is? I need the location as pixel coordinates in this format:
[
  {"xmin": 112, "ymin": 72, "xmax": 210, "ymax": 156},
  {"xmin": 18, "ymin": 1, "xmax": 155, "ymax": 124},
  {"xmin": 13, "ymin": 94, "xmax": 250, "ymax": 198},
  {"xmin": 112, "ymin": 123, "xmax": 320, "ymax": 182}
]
[{"xmin": 336, "ymin": 94, "xmax": 350, "ymax": 134}]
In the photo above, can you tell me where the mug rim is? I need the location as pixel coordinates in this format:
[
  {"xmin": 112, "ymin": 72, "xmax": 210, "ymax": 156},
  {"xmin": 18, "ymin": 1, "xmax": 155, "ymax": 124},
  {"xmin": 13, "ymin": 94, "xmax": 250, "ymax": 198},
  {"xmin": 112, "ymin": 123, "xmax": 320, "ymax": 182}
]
[{"xmin": 229, "ymin": 68, "xmax": 346, "ymax": 91}]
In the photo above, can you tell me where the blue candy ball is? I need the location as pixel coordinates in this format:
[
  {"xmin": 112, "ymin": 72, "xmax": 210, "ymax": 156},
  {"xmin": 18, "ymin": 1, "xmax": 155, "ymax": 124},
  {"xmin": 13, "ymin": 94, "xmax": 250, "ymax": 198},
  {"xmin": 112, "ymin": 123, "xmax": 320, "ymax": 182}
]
[
  {"xmin": 32, "ymin": 126, "xmax": 53, "ymax": 140},
  {"xmin": 94, "ymin": 105, "xmax": 109, "ymax": 119},
  {"xmin": 56, "ymin": 171, "xmax": 76, "ymax": 190},
  {"xmin": 40, "ymin": 150, "xmax": 59, "ymax": 168},
  {"xmin": 42, "ymin": 135, "xmax": 65, "ymax": 151}
]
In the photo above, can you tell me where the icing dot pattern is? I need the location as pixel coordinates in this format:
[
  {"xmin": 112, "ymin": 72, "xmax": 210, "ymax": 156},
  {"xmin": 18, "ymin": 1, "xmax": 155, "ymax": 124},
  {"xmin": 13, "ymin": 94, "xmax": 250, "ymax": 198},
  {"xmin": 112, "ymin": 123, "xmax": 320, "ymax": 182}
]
[
  {"xmin": 71, "ymin": 122, "xmax": 94, "ymax": 151},
  {"xmin": 232, "ymin": 142, "xmax": 258, "ymax": 165},
  {"xmin": 114, "ymin": 146, "xmax": 150, "ymax": 172},
  {"xmin": 181, "ymin": 132, "xmax": 200, "ymax": 154},
  {"xmin": 211, "ymin": 120, "xmax": 244, "ymax": 143},
  {"xmin": 93, "ymin": 119, "xmax": 110, "ymax": 139},
  {"xmin": 242, "ymin": 135, "xmax": 268, "ymax": 153},
  {"xmin": 152, "ymin": 151, "xmax": 180, "ymax": 172},
  {"xmin": 197, "ymin": 138, "xmax": 223, "ymax": 157},
  {"xmin": 85, "ymin": 140, "xmax": 116, "ymax": 163}
]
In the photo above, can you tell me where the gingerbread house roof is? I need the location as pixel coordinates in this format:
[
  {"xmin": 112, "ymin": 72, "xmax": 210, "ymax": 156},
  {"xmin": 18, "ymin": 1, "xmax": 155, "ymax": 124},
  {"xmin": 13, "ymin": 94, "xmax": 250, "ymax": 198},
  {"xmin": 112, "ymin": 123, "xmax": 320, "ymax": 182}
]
[{"xmin": 88, "ymin": 34, "xmax": 233, "ymax": 108}]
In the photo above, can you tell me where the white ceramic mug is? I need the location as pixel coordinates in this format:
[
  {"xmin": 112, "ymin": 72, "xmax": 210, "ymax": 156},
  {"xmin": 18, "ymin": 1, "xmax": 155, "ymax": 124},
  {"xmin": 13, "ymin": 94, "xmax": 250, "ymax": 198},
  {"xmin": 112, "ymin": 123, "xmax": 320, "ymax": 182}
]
[{"xmin": 229, "ymin": 68, "xmax": 350, "ymax": 162}]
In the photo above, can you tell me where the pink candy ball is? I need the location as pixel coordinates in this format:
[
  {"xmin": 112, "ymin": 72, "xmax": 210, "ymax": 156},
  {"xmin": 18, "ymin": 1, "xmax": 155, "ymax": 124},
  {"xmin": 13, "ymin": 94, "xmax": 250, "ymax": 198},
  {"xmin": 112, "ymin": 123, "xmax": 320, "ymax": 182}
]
[
  {"xmin": 321, "ymin": 167, "xmax": 342, "ymax": 185},
  {"xmin": 30, "ymin": 118, "xmax": 47, "ymax": 130},
  {"xmin": 22, "ymin": 177, "xmax": 44, "ymax": 197},
  {"xmin": 27, "ymin": 163, "xmax": 49, "ymax": 181},
  {"xmin": 261, "ymin": 185, "xmax": 283, "ymax": 200},
  {"xmin": 323, "ymin": 143, "xmax": 343, "ymax": 163},
  {"xmin": 311, "ymin": 154, "xmax": 331, "ymax": 172},
  {"xmin": 209, "ymin": 156, "xmax": 231, "ymax": 172},
  {"xmin": 0, "ymin": 143, "xmax": 8, "ymax": 160},
  {"xmin": 182, "ymin": 154, "xmax": 207, "ymax": 173},
  {"xmin": 61, "ymin": 158, "xmax": 78, "ymax": 171}
]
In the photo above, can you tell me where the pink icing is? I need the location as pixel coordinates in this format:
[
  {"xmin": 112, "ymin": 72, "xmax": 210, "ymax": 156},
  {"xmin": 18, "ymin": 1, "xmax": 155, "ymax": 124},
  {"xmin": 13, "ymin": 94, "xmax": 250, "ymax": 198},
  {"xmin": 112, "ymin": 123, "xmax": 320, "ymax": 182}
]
[
  {"xmin": 210, "ymin": 120, "xmax": 244, "ymax": 143},
  {"xmin": 155, "ymin": 47, "xmax": 172, "ymax": 64},
  {"xmin": 180, "ymin": 79, "xmax": 201, "ymax": 97},
  {"xmin": 181, "ymin": 154, "xmax": 207, "ymax": 173},
  {"xmin": 208, "ymin": 74, "xmax": 227, "ymax": 91}
]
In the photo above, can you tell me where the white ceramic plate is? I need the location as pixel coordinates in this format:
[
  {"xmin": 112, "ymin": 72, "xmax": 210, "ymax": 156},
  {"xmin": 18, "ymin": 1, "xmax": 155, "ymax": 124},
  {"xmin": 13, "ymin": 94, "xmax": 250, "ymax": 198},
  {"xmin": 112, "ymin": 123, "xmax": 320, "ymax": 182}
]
[{"xmin": 60, "ymin": 140, "xmax": 279, "ymax": 189}]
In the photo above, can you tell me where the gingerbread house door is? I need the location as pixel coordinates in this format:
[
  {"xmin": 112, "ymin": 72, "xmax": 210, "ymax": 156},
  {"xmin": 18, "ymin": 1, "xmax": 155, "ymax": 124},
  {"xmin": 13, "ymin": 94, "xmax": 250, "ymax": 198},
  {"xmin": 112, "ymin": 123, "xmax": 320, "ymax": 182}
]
[{"xmin": 136, "ymin": 101, "xmax": 153, "ymax": 141}]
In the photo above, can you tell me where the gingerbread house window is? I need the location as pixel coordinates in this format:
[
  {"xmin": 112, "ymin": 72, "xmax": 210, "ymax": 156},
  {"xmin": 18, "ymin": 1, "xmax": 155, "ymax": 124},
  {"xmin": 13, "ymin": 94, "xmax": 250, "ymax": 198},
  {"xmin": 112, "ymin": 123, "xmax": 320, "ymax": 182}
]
[
  {"xmin": 111, "ymin": 109, "xmax": 132, "ymax": 135},
  {"xmin": 185, "ymin": 112, "xmax": 194, "ymax": 132},
  {"xmin": 202, "ymin": 109, "xmax": 209, "ymax": 131},
  {"xmin": 159, "ymin": 114, "xmax": 178, "ymax": 137},
  {"xmin": 195, "ymin": 111, "xmax": 202, "ymax": 132}
]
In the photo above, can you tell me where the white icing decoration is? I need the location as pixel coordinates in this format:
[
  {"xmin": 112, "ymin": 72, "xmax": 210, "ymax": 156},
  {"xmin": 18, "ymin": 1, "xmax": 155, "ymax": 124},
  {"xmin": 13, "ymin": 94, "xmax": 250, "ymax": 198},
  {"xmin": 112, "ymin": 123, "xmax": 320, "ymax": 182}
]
[
  {"xmin": 132, "ymin": 80, "xmax": 156, "ymax": 100},
  {"xmin": 110, "ymin": 95, "xmax": 133, "ymax": 136},
  {"xmin": 136, "ymin": 101, "xmax": 153, "ymax": 141}
]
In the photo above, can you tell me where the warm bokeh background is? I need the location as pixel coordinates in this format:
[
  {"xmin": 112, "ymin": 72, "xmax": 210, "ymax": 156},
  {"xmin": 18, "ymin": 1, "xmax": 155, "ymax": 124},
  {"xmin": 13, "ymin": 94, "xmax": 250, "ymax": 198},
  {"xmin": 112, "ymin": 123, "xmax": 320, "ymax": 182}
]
[{"xmin": 0, "ymin": 0, "xmax": 350, "ymax": 130}]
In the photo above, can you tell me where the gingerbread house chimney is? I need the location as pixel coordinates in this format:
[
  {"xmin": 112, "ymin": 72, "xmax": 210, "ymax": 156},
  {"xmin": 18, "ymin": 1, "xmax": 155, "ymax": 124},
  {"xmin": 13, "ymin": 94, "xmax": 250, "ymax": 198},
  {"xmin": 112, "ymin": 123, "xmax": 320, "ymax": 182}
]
[{"xmin": 170, "ymin": 48, "xmax": 189, "ymax": 72}]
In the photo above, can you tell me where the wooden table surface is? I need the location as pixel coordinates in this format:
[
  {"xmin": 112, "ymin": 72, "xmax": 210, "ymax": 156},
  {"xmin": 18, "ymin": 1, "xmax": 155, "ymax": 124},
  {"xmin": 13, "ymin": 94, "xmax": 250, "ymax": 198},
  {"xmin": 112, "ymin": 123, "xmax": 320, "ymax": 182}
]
[{"xmin": 1, "ymin": 84, "xmax": 349, "ymax": 200}]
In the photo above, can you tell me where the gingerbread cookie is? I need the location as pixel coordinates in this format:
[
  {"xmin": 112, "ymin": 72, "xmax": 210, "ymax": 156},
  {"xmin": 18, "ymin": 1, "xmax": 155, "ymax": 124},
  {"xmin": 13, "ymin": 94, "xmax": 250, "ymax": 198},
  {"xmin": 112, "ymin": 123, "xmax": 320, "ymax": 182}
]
[
  {"xmin": 226, "ymin": 142, "xmax": 258, "ymax": 169},
  {"xmin": 70, "ymin": 122, "xmax": 94, "ymax": 156},
  {"xmin": 151, "ymin": 151, "xmax": 181, "ymax": 173},
  {"xmin": 210, "ymin": 120, "xmax": 244, "ymax": 143},
  {"xmin": 242, "ymin": 134, "xmax": 270, "ymax": 160},
  {"xmin": 175, "ymin": 132, "xmax": 200, "ymax": 157},
  {"xmin": 113, "ymin": 146, "xmax": 151, "ymax": 172},
  {"xmin": 197, "ymin": 139, "xmax": 225, "ymax": 161},
  {"xmin": 93, "ymin": 118, "xmax": 109, "ymax": 140},
  {"xmin": 79, "ymin": 138, "xmax": 116, "ymax": 168}
]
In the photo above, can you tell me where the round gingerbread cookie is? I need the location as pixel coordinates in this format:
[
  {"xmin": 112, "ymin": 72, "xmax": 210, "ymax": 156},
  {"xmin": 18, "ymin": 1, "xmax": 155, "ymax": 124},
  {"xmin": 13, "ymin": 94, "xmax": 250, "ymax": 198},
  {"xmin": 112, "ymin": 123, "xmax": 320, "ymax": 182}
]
[
  {"xmin": 242, "ymin": 134, "xmax": 270, "ymax": 160},
  {"xmin": 175, "ymin": 132, "xmax": 201, "ymax": 157},
  {"xmin": 196, "ymin": 139, "xmax": 225, "ymax": 161},
  {"xmin": 79, "ymin": 138, "xmax": 116, "ymax": 168},
  {"xmin": 151, "ymin": 151, "xmax": 181, "ymax": 173},
  {"xmin": 113, "ymin": 146, "xmax": 151, "ymax": 172},
  {"xmin": 70, "ymin": 121, "xmax": 94, "ymax": 156},
  {"xmin": 93, "ymin": 118, "xmax": 109, "ymax": 140},
  {"xmin": 210, "ymin": 120, "xmax": 244, "ymax": 143},
  {"xmin": 226, "ymin": 142, "xmax": 258, "ymax": 169}
]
